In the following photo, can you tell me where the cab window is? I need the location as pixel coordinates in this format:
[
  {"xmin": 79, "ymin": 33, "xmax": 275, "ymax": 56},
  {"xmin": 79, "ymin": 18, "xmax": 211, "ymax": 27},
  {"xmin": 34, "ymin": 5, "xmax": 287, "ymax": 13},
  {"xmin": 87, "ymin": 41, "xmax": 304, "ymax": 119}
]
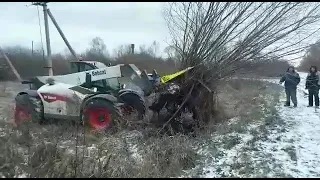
[
  {"xmin": 71, "ymin": 63, "xmax": 79, "ymax": 73},
  {"xmin": 80, "ymin": 63, "xmax": 95, "ymax": 72},
  {"xmin": 70, "ymin": 62, "xmax": 95, "ymax": 73}
]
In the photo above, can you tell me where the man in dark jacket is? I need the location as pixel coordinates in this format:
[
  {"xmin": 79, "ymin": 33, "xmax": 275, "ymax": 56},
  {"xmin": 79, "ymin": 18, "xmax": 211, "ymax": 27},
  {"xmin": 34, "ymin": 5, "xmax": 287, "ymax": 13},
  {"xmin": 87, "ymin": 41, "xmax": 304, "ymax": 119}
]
[
  {"xmin": 305, "ymin": 66, "xmax": 319, "ymax": 108},
  {"xmin": 279, "ymin": 66, "xmax": 300, "ymax": 107}
]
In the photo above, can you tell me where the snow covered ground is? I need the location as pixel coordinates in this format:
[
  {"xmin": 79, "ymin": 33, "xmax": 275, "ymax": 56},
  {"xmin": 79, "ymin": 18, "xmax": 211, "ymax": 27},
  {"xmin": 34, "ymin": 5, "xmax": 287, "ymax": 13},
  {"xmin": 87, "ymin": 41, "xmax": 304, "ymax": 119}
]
[
  {"xmin": 275, "ymin": 72, "xmax": 320, "ymax": 177},
  {"xmin": 197, "ymin": 72, "xmax": 320, "ymax": 178}
]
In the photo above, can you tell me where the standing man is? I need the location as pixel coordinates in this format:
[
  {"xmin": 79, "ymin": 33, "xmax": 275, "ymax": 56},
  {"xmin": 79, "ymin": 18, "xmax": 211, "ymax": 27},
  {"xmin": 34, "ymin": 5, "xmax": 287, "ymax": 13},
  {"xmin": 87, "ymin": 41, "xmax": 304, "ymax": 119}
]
[
  {"xmin": 306, "ymin": 66, "xmax": 319, "ymax": 108},
  {"xmin": 279, "ymin": 66, "xmax": 301, "ymax": 107}
]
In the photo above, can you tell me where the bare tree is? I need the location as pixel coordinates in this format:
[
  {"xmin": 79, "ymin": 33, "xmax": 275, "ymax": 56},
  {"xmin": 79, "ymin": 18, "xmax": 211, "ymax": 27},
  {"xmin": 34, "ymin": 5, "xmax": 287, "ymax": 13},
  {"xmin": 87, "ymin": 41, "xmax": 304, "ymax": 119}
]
[
  {"xmin": 84, "ymin": 37, "xmax": 111, "ymax": 64},
  {"xmin": 163, "ymin": 2, "xmax": 320, "ymax": 124},
  {"xmin": 113, "ymin": 44, "xmax": 132, "ymax": 58},
  {"xmin": 299, "ymin": 40, "xmax": 320, "ymax": 71},
  {"xmin": 164, "ymin": 2, "xmax": 320, "ymax": 76},
  {"xmin": 86, "ymin": 37, "xmax": 109, "ymax": 57},
  {"xmin": 164, "ymin": 45, "xmax": 181, "ymax": 68},
  {"xmin": 139, "ymin": 44, "xmax": 155, "ymax": 57}
]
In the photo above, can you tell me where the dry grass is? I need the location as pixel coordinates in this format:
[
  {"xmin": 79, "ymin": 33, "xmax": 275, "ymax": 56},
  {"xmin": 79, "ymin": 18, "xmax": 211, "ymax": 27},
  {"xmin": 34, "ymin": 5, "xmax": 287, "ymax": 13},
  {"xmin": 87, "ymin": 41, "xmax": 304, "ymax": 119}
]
[
  {"xmin": 0, "ymin": 120, "xmax": 198, "ymax": 178},
  {"xmin": 0, "ymin": 100, "xmax": 198, "ymax": 178},
  {"xmin": 216, "ymin": 79, "xmax": 269, "ymax": 121}
]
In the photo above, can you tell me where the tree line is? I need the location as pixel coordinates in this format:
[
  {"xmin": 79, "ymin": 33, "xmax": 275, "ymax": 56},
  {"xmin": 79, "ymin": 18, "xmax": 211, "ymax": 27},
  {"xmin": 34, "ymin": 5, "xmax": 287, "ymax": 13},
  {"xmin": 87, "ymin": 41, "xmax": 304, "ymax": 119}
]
[{"xmin": 0, "ymin": 37, "xmax": 177, "ymax": 80}]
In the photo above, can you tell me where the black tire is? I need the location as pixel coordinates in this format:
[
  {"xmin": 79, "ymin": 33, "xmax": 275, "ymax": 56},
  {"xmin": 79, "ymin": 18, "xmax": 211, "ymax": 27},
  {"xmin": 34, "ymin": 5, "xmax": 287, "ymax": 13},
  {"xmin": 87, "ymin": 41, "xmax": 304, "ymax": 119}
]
[
  {"xmin": 82, "ymin": 99, "xmax": 121, "ymax": 131},
  {"xmin": 118, "ymin": 92, "xmax": 146, "ymax": 119},
  {"xmin": 14, "ymin": 93, "xmax": 44, "ymax": 125}
]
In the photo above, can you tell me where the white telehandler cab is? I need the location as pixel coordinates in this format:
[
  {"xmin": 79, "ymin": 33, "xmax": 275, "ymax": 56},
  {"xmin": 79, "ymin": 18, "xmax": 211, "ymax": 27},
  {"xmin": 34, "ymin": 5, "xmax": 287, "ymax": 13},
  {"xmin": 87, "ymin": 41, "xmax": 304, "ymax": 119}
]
[
  {"xmin": 12, "ymin": 3, "xmax": 163, "ymax": 132},
  {"xmin": 14, "ymin": 61, "xmax": 159, "ymax": 131}
]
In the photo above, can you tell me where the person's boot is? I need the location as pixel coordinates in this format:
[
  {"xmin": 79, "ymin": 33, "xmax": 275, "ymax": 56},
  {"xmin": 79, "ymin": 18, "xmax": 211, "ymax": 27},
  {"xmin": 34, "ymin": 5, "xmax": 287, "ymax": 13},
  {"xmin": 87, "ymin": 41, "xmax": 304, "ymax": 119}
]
[
  {"xmin": 293, "ymin": 104, "xmax": 297, "ymax": 108},
  {"xmin": 316, "ymin": 106, "xmax": 319, "ymax": 109},
  {"xmin": 284, "ymin": 103, "xmax": 290, "ymax": 107},
  {"xmin": 307, "ymin": 105, "xmax": 313, "ymax": 107}
]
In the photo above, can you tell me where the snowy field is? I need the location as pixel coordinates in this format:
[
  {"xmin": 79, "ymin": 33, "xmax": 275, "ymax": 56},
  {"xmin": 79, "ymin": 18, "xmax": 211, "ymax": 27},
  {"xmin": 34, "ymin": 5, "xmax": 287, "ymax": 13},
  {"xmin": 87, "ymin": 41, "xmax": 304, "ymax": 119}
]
[
  {"xmin": 271, "ymin": 72, "xmax": 320, "ymax": 177},
  {"xmin": 193, "ymin": 72, "xmax": 320, "ymax": 178}
]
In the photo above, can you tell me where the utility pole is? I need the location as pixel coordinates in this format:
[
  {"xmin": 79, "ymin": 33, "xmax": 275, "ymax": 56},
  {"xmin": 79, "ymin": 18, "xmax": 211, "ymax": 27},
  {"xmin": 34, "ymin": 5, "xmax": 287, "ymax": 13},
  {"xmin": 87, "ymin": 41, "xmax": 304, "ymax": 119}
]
[
  {"xmin": 47, "ymin": 9, "xmax": 78, "ymax": 60},
  {"xmin": 32, "ymin": 2, "xmax": 53, "ymax": 76},
  {"xmin": 131, "ymin": 44, "xmax": 135, "ymax": 54},
  {"xmin": 0, "ymin": 47, "xmax": 22, "ymax": 81}
]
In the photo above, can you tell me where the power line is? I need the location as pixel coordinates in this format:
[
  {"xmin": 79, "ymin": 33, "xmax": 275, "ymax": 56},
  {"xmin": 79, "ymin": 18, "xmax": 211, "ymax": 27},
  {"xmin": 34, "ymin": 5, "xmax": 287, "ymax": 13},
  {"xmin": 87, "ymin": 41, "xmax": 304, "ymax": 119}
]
[{"xmin": 36, "ymin": 5, "xmax": 45, "ymax": 61}]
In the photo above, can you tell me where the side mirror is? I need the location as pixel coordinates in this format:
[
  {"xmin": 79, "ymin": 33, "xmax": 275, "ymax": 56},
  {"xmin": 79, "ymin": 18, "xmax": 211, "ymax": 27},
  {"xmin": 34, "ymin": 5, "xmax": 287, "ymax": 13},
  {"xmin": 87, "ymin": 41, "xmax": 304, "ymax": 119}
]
[{"xmin": 85, "ymin": 72, "xmax": 92, "ymax": 88}]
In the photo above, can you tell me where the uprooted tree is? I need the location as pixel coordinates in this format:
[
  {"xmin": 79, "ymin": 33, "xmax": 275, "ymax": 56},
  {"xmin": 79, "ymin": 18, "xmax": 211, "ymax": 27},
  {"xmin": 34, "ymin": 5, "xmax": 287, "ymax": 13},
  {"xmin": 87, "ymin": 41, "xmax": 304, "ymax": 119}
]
[{"xmin": 163, "ymin": 2, "xmax": 320, "ymax": 125}]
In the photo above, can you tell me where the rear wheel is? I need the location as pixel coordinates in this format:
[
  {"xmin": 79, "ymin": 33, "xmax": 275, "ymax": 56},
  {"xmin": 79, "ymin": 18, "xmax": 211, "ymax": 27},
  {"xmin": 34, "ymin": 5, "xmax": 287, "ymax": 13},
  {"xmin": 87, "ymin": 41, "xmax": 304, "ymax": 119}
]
[
  {"xmin": 82, "ymin": 99, "xmax": 121, "ymax": 132},
  {"xmin": 14, "ymin": 94, "xmax": 44, "ymax": 126}
]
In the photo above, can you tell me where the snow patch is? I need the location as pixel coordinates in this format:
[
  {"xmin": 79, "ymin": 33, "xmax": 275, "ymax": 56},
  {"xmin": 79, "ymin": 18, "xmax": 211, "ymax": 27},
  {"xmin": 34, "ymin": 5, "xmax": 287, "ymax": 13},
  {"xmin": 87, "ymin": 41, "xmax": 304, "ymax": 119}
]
[
  {"xmin": 195, "ymin": 72, "xmax": 320, "ymax": 178},
  {"xmin": 259, "ymin": 72, "xmax": 320, "ymax": 177}
]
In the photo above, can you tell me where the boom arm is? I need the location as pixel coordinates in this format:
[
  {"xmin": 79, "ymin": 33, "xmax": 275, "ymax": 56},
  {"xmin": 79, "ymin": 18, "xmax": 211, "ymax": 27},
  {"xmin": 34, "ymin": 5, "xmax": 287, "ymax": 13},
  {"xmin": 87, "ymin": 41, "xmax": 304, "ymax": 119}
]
[{"xmin": 36, "ymin": 65, "xmax": 122, "ymax": 86}]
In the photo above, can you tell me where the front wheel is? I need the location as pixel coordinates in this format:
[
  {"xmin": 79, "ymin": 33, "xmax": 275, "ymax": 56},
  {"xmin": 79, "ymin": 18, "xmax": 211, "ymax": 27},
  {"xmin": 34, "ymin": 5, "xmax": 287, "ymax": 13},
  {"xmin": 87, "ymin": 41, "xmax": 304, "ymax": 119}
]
[
  {"xmin": 14, "ymin": 93, "xmax": 44, "ymax": 127},
  {"xmin": 82, "ymin": 99, "xmax": 121, "ymax": 132},
  {"xmin": 118, "ymin": 91, "xmax": 146, "ymax": 120}
]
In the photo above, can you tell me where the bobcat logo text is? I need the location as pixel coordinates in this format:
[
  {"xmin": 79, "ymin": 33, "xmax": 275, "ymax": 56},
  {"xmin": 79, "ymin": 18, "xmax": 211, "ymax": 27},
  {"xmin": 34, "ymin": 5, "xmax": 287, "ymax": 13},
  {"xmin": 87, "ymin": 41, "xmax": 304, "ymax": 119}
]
[{"xmin": 92, "ymin": 70, "xmax": 106, "ymax": 76}]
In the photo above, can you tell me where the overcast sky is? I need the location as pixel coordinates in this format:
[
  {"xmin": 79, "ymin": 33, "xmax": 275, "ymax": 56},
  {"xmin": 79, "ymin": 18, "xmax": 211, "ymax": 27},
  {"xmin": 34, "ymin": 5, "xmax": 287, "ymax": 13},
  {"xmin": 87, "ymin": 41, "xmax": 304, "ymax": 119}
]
[
  {"xmin": 1, "ymin": 2, "xmax": 319, "ymax": 66},
  {"xmin": 0, "ymin": 2, "xmax": 170, "ymax": 57}
]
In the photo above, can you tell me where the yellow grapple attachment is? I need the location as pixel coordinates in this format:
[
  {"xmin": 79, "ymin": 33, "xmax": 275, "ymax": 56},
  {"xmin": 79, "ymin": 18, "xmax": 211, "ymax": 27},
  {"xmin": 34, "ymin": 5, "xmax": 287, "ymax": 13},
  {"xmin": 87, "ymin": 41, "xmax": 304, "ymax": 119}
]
[{"xmin": 160, "ymin": 66, "xmax": 194, "ymax": 84}]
